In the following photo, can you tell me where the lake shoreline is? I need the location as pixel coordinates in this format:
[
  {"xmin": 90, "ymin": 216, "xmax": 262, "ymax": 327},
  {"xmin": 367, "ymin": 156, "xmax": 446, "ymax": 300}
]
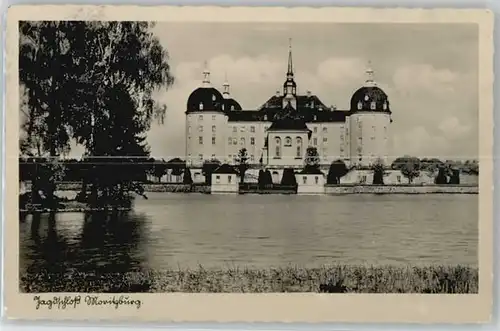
[
  {"xmin": 22, "ymin": 181, "xmax": 479, "ymax": 195},
  {"xmin": 20, "ymin": 264, "xmax": 478, "ymax": 293}
]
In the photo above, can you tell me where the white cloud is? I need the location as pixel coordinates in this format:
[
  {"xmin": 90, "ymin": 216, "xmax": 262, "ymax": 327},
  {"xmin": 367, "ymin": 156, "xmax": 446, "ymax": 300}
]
[{"xmin": 438, "ymin": 117, "xmax": 471, "ymax": 137}]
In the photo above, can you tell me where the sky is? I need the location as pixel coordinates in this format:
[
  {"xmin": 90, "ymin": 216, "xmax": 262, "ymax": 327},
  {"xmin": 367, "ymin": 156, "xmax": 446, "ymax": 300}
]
[{"xmin": 77, "ymin": 22, "xmax": 479, "ymax": 161}]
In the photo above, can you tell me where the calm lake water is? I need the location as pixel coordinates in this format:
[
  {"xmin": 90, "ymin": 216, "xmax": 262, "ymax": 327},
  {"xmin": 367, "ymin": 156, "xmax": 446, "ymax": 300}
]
[{"xmin": 20, "ymin": 193, "xmax": 478, "ymax": 274}]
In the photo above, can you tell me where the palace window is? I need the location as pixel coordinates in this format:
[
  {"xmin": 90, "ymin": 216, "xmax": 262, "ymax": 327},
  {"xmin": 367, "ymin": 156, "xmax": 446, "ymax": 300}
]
[
  {"xmin": 370, "ymin": 101, "xmax": 376, "ymax": 110},
  {"xmin": 198, "ymin": 136, "xmax": 203, "ymax": 145},
  {"xmin": 188, "ymin": 126, "xmax": 191, "ymax": 134},
  {"xmin": 313, "ymin": 138, "xmax": 317, "ymax": 146},
  {"xmin": 250, "ymin": 155, "xmax": 255, "ymax": 162},
  {"xmin": 199, "ymin": 115, "xmax": 203, "ymax": 120},
  {"xmin": 250, "ymin": 126, "xmax": 255, "ymax": 133},
  {"xmin": 212, "ymin": 125, "xmax": 216, "ymax": 132},
  {"xmin": 212, "ymin": 153, "xmax": 216, "ymax": 159},
  {"xmin": 215, "ymin": 175, "xmax": 220, "ymax": 184},
  {"xmin": 323, "ymin": 137, "xmax": 328, "ymax": 144},
  {"xmin": 314, "ymin": 115, "xmax": 317, "ymax": 121},
  {"xmin": 212, "ymin": 115, "xmax": 216, "ymax": 120},
  {"xmin": 212, "ymin": 94, "xmax": 216, "ymax": 101},
  {"xmin": 285, "ymin": 136, "xmax": 292, "ymax": 147},
  {"xmin": 212, "ymin": 136, "xmax": 216, "ymax": 145},
  {"xmin": 199, "ymin": 103, "xmax": 204, "ymax": 110},
  {"xmin": 296, "ymin": 137, "xmax": 303, "ymax": 157},
  {"xmin": 357, "ymin": 101, "xmax": 362, "ymax": 110},
  {"xmin": 323, "ymin": 127, "xmax": 328, "ymax": 133},
  {"xmin": 315, "ymin": 176, "xmax": 319, "ymax": 184},
  {"xmin": 199, "ymin": 125, "xmax": 203, "ymax": 132},
  {"xmin": 231, "ymin": 105, "xmax": 235, "ymax": 111},
  {"xmin": 198, "ymin": 154, "xmax": 203, "ymax": 161},
  {"xmin": 313, "ymin": 127, "xmax": 317, "ymax": 133},
  {"xmin": 303, "ymin": 176, "xmax": 307, "ymax": 184},
  {"xmin": 232, "ymin": 138, "xmax": 237, "ymax": 145},
  {"xmin": 250, "ymin": 137, "xmax": 255, "ymax": 145},
  {"xmin": 233, "ymin": 127, "xmax": 237, "ymax": 133},
  {"xmin": 228, "ymin": 137, "xmax": 232, "ymax": 145},
  {"xmin": 383, "ymin": 102, "xmax": 388, "ymax": 110},
  {"xmin": 275, "ymin": 137, "xmax": 282, "ymax": 158},
  {"xmin": 240, "ymin": 137, "xmax": 245, "ymax": 146},
  {"xmin": 240, "ymin": 126, "xmax": 246, "ymax": 132}
]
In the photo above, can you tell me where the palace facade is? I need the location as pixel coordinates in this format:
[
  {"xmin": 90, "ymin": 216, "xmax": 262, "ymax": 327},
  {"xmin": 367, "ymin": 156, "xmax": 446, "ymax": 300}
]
[{"xmin": 185, "ymin": 43, "xmax": 393, "ymax": 170}]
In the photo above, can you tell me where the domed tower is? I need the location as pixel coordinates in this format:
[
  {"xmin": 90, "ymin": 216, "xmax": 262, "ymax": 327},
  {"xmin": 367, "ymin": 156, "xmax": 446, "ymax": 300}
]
[
  {"xmin": 185, "ymin": 62, "xmax": 228, "ymax": 167},
  {"xmin": 348, "ymin": 62, "xmax": 392, "ymax": 167}
]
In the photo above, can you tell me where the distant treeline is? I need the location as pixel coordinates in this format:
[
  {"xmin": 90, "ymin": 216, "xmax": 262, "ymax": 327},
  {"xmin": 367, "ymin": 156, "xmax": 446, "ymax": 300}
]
[{"xmin": 19, "ymin": 156, "xmax": 187, "ymax": 183}]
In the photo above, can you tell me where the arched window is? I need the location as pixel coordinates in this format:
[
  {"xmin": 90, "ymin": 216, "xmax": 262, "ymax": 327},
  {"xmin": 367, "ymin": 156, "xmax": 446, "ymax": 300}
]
[
  {"xmin": 357, "ymin": 101, "xmax": 362, "ymax": 110},
  {"xmin": 383, "ymin": 101, "xmax": 388, "ymax": 110},
  {"xmin": 296, "ymin": 137, "xmax": 303, "ymax": 158},
  {"xmin": 231, "ymin": 105, "xmax": 235, "ymax": 111},
  {"xmin": 285, "ymin": 136, "xmax": 292, "ymax": 147},
  {"xmin": 199, "ymin": 102, "xmax": 204, "ymax": 110},
  {"xmin": 212, "ymin": 94, "xmax": 216, "ymax": 101},
  {"xmin": 370, "ymin": 101, "xmax": 376, "ymax": 110},
  {"xmin": 264, "ymin": 115, "xmax": 268, "ymax": 121},
  {"xmin": 275, "ymin": 137, "xmax": 282, "ymax": 158},
  {"xmin": 240, "ymin": 137, "xmax": 245, "ymax": 146}
]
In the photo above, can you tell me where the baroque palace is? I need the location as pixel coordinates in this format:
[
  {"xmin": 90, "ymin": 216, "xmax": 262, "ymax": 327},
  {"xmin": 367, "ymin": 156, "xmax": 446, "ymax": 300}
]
[{"xmin": 185, "ymin": 42, "xmax": 393, "ymax": 172}]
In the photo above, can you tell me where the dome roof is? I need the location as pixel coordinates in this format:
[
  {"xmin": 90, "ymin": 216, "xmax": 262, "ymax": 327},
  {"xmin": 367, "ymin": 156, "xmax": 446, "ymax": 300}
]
[
  {"xmin": 186, "ymin": 87, "xmax": 225, "ymax": 113},
  {"xmin": 222, "ymin": 98, "xmax": 242, "ymax": 112},
  {"xmin": 350, "ymin": 85, "xmax": 391, "ymax": 114}
]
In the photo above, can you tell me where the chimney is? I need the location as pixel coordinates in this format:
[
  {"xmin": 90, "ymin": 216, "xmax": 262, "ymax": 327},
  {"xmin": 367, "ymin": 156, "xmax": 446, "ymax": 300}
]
[
  {"xmin": 275, "ymin": 90, "xmax": 280, "ymax": 97},
  {"xmin": 306, "ymin": 90, "xmax": 312, "ymax": 97}
]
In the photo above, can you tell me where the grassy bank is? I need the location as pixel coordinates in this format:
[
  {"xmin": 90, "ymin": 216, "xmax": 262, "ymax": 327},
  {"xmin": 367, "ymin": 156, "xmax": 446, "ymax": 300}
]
[{"xmin": 20, "ymin": 265, "xmax": 478, "ymax": 293}]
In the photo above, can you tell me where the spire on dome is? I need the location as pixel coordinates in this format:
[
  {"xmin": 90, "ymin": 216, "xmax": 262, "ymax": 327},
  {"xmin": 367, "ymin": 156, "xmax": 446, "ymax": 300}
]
[
  {"xmin": 202, "ymin": 60, "xmax": 211, "ymax": 87},
  {"xmin": 364, "ymin": 60, "xmax": 377, "ymax": 87},
  {"xmin": 222, "ymin": 71, "xmax": 230, "ymax": 99},
  {"xmin": 282, "ymin": 38, "xmax": 297, "ymax": 98},
  {"xmin": 287, "ymin": 38, "xmax": 294, "ymax": 78}
]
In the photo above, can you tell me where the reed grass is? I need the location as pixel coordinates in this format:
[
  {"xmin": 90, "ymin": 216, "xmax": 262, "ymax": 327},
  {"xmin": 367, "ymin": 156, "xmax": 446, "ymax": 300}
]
[{"xmin": 20, "ymin": 264, "xmax": 478, "ymax": 293}]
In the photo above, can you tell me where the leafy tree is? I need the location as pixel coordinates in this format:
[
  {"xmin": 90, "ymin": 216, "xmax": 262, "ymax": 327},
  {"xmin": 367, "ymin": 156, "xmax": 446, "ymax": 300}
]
[
  {"xmin": 281, "ymin": 168, "xmax": 297, "ymax": 187},
  {"xmin": 202, "ymin": 159, "xmax": 221, "ymax": 185},
  {"xmin": 167, "ymin": 157, "xmax": 186, "ymax": 177},
  {"xmin": 420, "ymin": 158, "xmax": 444, "ymax": 174},
  {"xmin": 258, "ymin": 169, "xmax": 273, "ymax": 190},
  {"xmin": 434, "ymin": 166, "xmax": 449, "ymax": 185},
  {"xmin": 19, "ymin": 22, "xmax": 76, "ymax": 207},
  {"xmin": 392, "ymin": 156, "xmax": 421, "ymax": 184},
  {"xmin": 148, "ymin": 158, "xmax": 169, "ymax": 183},
  {"xmin": 304, "ymin": 146, "xmax": 320, "ymax": 171},
  {"xmin": 183, "ymin": 168, "xmax": 193, "ymax": 184},
  {"xmin": 372, "ymin": 158, "xmax": 385, "ymax": 185},
  {"xmin": 327, "ymin": 159, "xmax": 349, "ymax": 184},
  {"xmin": 448, "ymin": 169, "xmax": 461, "ymax": 184},
  {"xmin": 236, "ymin": 148, "xmax": 249, "ymax": 184},
  {"xmin": 19, "ymin": 21, "xmax": 174, "ymax": 209}
]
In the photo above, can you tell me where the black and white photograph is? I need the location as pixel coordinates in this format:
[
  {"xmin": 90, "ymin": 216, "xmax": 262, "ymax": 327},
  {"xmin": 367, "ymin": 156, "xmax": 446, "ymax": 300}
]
[{"xmin": 3, "ymin": 5, "xmax": 494, "ymax": 324}]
